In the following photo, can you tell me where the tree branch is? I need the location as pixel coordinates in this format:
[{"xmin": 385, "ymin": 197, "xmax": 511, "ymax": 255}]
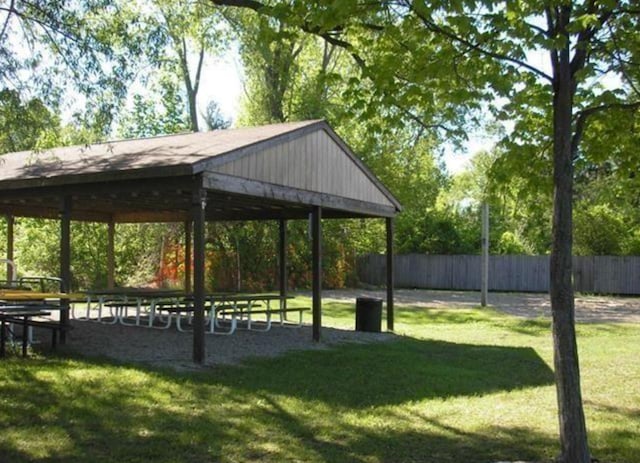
[
  {"xmin": 605, "ymin": 23, "xmax": 640, "ymax": 98},
  {"xmin": 393, "ymin": 103, "xmax": 457, "ymax": 135},
  {"xmin": 193, "ymin": 41, "xmax": 206, "ymax": 96},
  {"xmin": 570, "ymin": 0, "xmax": 615, "ymax": 79},
  {"xmin": 524, "ymin": 19, "xmax": 550, "ymax": 37},
  {"xmin": 2, "ymin": 6, "xmax": 81, "ymax": 44},
  {"xmin": 211, "ymin": 0, "xmax": 266, "ymax": 10},
  {"xmin": 571, "ymin": 101, "xmax": 640, "ymax": 158},
  {"xmin": 0, "ymin": 0, "xmax": 15, "ymax": 41},
  {"xmin": 545, "ymin": 6, "xmax": 559, "ymax": 73},
  {"xmin": 407, "ymin": 2, "xmax": 553, "ymax": 82},
  {"xmin": 211, "ymin": 0, "xmax": 367, "ymax": 69}
]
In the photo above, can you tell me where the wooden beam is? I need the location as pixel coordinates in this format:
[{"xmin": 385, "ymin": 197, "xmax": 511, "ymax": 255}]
[
  {"xmin": 113, "ymin": 211, "xmax": 190, "ymax": 223},
  {"xmin": 278, "ymin": 219, "xmax": 287, "ymax": 309},
  {"xmin": 0, "ymin": 166, "xmax": 195, "ymax": 193},
  {"xmin": 6, "ymin": 215, "xmax": 14, "ymax": 281},
  {"xmin": 107, "ymin": 220, "xmax": 115, "ymax": 289},
  {"xmin": 185, "ymin": 220, "xmax": 192, "ymax": 293},
  {"xmin": 60, "ymin": 196, "xmax": 72, "ymax": 344},
  {"xmin": 192, "ymin": 185, "xmax": 207, "ymax": 364},
  {"xmin": 386, "ymin": 217, "xmax": 395, "ymax": 331},
  {"xmin": 0, "ymin": 204, "xmax": 110, "ymax": 222},
  {"xmin": 203, "ymin": 171, "xmax": 397, "ymax": 218},
  {"xmin": 311, "ymin": 206, "xmax": 322, "ymax": 342}
]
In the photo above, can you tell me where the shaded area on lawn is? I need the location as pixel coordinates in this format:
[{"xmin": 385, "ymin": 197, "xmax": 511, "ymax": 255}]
[
  {"xmin": 210, "ymin": 336, "xmax": 555, "ymax": 408},
  {"xmin": 0, "ymin": 341, "xmax": 556, "ymax": 463},
  {"xmin": 241, "ymin": 393, "xmax": 557, "ymax": 463},
  {"xmin": 0, "ymin": 360, "xmax": 233, "ymax": 462}
]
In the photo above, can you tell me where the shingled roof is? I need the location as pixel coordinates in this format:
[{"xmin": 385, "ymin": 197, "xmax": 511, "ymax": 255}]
[{"xmin": 0, "ymin": 120, "xmax": 400, "ymax": 222}]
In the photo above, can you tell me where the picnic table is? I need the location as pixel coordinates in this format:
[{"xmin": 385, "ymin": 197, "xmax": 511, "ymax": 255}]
[
  {"xmin": 169, "ymin": 293, "xmax": 308, "ymax": 334},
  {"xmin": 1, "ymin": 291, "xmax": 83, "ymax": 351},
  {"xmin": 78, "ymin": 289, "xmax": 187, "ymax": 327},
  {"xmin": 70, "ymin": 289, "xmax": 309, "ymax": 335},
  {"xmin": 0, "ymin": 304, "xmax": 68, "ymax": 357}
]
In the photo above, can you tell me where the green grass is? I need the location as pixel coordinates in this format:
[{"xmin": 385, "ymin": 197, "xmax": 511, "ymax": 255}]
[{"xmin": 1, "ymin": 298, "xmax": 639, "ymax": 462}]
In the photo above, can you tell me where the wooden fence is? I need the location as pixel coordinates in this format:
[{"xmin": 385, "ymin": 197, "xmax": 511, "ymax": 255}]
[{"xmin": 357, "ymin": 254, "xmax": 640, "ymax": 295}]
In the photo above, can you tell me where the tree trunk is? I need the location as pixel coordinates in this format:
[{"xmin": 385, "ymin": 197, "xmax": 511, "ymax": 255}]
[
  {"xmin": 550, "ymin": 28, "xmax": 590, "ymax": 463},
  {"xmin": 187, "ymin": 89, "xmax": 199, "ymax": 132}
]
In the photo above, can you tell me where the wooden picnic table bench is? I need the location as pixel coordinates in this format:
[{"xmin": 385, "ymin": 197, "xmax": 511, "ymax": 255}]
[
  {"xmin": 0, "ymin": 305, "xmax": 72, "ymax": 357},
  {"xmin": 2, "ymin": 317, "xmax": 73, "ymax": 351}
]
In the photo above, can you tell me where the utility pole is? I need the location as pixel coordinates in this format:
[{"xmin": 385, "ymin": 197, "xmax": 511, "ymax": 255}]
[{"xmin": 481, "ymin": 202, "xmax": 489, "ymax": 307}]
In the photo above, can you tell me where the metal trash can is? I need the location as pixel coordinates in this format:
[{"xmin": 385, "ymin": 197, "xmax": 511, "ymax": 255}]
[{"xmin": 355, "ymin": 297, "xmax": 382, "ymax": 332}]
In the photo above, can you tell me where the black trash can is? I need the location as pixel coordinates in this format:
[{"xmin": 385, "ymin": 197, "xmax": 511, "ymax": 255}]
[{"xmin": 355, "ymin": 297, "xmax": 382, "ymax": 332}]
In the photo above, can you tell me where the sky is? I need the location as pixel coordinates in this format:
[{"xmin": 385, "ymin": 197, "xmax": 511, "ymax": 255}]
[{"xmin": 197, "ymin": 47, "xmax": 244, "ymax": 126}]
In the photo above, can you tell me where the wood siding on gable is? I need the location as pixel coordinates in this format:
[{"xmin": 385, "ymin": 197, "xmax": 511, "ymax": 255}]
[{"xmin": 211, "ymin": 129, "xmax": 394, "ymax": 208}]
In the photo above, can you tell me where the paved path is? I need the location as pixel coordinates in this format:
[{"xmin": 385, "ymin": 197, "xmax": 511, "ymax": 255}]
[{"xmin": 304, "ymin": 289, "xmax": 640, "ymax": 324}]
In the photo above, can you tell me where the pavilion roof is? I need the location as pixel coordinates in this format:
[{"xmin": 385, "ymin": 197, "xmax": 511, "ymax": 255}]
[{"xmin": 0, "ymin": 120, "xmax": 401, "ymax": 222}]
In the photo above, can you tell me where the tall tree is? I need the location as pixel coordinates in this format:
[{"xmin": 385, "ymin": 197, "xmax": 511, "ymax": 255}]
[
  {"xmin": 230, "ymin": 11, "xmax": 307, "ymax": 124},
  {"xmin": 137, "ymin": 0, "xmax": 227, "ymax": 132},
  {"xmin": 0, "ymin": 0, "xmax": 142, "ymax": 132},
  {"xmin": 211, "ymin": 1, "xmax": 640, "ymax": 461}
]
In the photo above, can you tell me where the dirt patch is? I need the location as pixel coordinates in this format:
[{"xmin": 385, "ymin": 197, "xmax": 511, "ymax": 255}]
[
  {"xmin": 56, "ymin": 319, "xmax": 392, "ymax": 371},
  {"xmin": 307, "ymin": 289, "xmax": 640, "ymax": 324}
]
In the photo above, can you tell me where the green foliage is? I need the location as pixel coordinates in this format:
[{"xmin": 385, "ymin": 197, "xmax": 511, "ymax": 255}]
[
  {"xmin": 573, "ymin": 171, "xmax": 640, "ymax": 256},
  {"xmin": 203, "ymin": 100, "xmax": 232, "ymax": 130},
  {"xmin": 235, "ymin": 12, "xmax": 310, "ymax": 124},
  {"xmin": 0, "ymin": 1, "xmax": 145, "ymax": 132},
  {"xmin": 573, "ymin": 205, "xmax": 626, "ymax": 256},
  {"xmin": 117, "ymin": 76, "xmax": 190, "ymax": 139},
  {"xmin": 0, "ymin": 89, "xmax": 61, "ymax": 153},
  {"xmin": 10, "ymin": 218, "xmax": 172, "ymax": 291},
  {"xmin": 496, "ymin": 231, "xmax": 529, "ymax": 255},
  {"xmin": 398, "ymin": 209, "xmax": 480, "ymax": 255},
  {"xmin": 13, "ymin": 219, "xmax": 60, "ymax": 283},
  {"xmin": 114, "ymin": 223, "xmax": 173, "ymax": 287},
  {"xmin": 440, "ymin": 149, "xmax": 550, "ymax": 255},
  {"xmin": 622, "ymin": 229, "xmax": 640, "ymax": 255}
]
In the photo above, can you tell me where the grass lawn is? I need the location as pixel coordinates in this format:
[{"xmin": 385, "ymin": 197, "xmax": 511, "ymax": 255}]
[{"xmin": 0, "ymin": 297, "xmax": 638, "ymax": 462}]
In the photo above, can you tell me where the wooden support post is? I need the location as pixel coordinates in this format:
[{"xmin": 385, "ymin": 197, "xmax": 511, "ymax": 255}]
[
  {"xmin": 311, "ymin": 206, "xmax": 322, "ymax": 342},
  {"xmin": 60, "ymin": 196, "xmax": 72, "ymax": 344},
  {"xmin": 192, "ymin": 187, "xmax": 207, "ymax": 364},
  {"xmin": 386, "ymin": 217, "xmax": 395, "ymax": 331},
  {"xmin": 6, "ymin": 215, "xmax": 14, "ymax": 281},
  {"xmin": 481, "ymin": 202, "xmax": 489, "ymax": 307},
  {"xmin": 107, "ymin": 219, "xmax": 115, "ymax": 289},
  {"xmin": 278, "ymin": 219, "xmax": 287, "ymax": 309},
  {"xmin": 185, "ymin": 220, "xmax": 192, "ymax": 293}
]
